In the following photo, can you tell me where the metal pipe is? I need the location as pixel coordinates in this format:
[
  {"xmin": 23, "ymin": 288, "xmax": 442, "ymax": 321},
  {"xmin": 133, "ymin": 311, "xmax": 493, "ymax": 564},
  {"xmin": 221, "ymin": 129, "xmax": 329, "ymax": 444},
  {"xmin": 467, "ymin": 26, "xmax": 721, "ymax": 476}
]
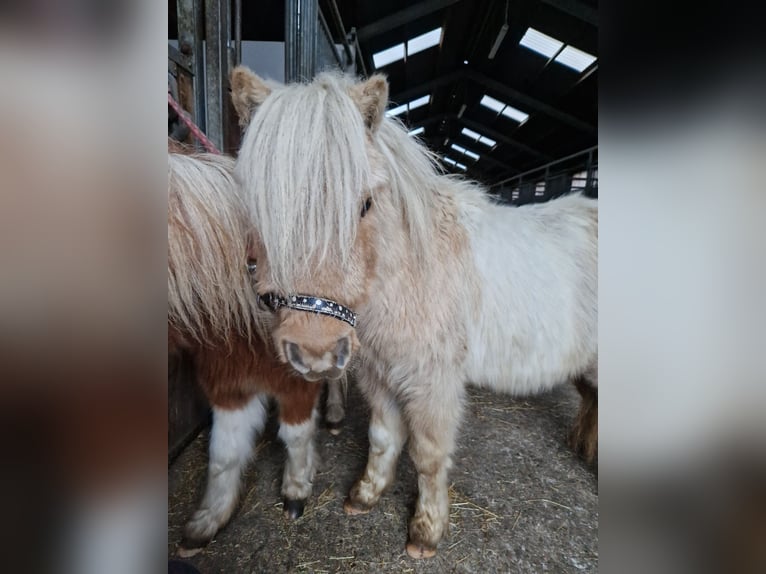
[
  {"xmin": 234, "ymin": 0, "xmax": 242, "ymax": 64},
  {"xmin": 318, "ymin": 7, "xmax": 343, "ymax": 68},
  {"xmin": 326, "ymin": 0, "xmax": 353, "ymax": 63},
  {"xmin": 491, "ymin": 145, "xmax": 598, "ymax": 189},
  {"xmin": 285, "ymin": 0, "xmax": 318, "ymax": 82},
  {"xmin": 350, "ymin": 28, "xmax": 367, "ymax": 77}
]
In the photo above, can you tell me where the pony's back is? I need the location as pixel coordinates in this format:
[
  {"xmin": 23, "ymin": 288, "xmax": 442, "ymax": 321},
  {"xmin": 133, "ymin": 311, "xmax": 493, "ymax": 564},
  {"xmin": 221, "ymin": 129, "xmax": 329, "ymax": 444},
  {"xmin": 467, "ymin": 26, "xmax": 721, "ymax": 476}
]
[{"xmin": 168, "ymin": 152, "xmax": 259, "ymax": 347}]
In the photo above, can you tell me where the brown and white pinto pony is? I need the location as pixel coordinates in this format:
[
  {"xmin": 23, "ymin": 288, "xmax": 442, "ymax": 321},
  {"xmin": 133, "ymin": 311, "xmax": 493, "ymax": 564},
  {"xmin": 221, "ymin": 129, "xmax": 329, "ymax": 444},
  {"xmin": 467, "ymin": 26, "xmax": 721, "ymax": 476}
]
[
  {"xmin": 167, "ymin": 141, "xmax": 345, "ymax": 556},
  {"xmin": 229, "ymin": 68, "xmax": 598, "ymax": 559}
]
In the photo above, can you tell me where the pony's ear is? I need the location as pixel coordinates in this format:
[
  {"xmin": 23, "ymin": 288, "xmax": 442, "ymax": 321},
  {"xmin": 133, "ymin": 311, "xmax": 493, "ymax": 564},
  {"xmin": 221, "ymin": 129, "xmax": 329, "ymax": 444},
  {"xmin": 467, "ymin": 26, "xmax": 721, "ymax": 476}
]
[
  {"xmin": 229, "ymin": 65, "xmax": 272, "ymax": 127},
  {"xmin": 349, "ymin": 74, "xmax": 389, "ymax": 132}
]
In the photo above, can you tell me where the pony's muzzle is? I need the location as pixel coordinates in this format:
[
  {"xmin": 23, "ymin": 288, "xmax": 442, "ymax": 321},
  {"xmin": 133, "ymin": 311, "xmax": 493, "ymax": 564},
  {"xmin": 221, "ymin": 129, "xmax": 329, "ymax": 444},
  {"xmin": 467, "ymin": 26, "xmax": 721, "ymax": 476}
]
[
  {"xmin": 281, "ymin": 336, "xmax": 351, "ymax": 381},
  {"xmin": 275, "ymin": 314, "xmax": 359, "ymax": 382}
]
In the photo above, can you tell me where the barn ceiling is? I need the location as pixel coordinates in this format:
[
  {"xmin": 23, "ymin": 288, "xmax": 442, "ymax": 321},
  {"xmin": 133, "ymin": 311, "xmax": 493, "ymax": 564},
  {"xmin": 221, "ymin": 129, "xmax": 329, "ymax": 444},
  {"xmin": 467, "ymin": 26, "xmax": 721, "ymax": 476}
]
[{"xmin": 169, "ymin": 0, "xmax": 598, "ymax": 186}]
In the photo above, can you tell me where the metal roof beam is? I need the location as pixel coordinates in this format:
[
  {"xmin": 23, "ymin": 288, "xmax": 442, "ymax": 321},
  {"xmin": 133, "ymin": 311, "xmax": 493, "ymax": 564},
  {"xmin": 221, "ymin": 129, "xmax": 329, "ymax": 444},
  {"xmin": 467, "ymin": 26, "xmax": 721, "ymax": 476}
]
[
  {"xmin": 540, "ymin": 0, "xmax": 598, "ymax": 26},
  {"xmin": 387, "ymin": 70, "xmax": 464, "ymax": 106},
  {"xmin": 460, "ymin": 118, "xmax": 553, "ymax": 162},
  {"xmin": 357, "ymin": 0, "xmax": 461, "ymax": 41},
  {"xmin": 411, "ymin": 113, "xmax": 552, "ymax": 163},
  {"xmin": 465, "ymin": 70, "xmax": 596, "ymax": 134},
  {"xmin": 389, "ymin": 69, "xmax": 595, "ymax": 135}
]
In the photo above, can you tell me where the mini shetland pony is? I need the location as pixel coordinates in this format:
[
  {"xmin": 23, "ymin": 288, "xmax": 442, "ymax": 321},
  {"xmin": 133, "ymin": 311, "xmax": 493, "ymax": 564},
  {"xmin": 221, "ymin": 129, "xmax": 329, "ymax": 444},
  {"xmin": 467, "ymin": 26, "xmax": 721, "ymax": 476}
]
[
  {"xmin": 230, "ymin": 68, "xmax": 597, "ymax": 559},
  {"xmin": 167, "ymin": 143, "xmax": 346, "ymax": 555}
]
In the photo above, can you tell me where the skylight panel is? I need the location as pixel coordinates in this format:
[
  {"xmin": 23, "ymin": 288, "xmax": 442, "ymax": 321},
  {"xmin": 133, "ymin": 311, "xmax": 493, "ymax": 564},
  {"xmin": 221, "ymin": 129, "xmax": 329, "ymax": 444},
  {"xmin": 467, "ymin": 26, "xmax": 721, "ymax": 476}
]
[
  {"xmin": 460, "ymin": 127, "xmax": 496, "ymax": 148},
  {"xmin": 385, "ymin": 103, "xmax": 407, "ymax": 117},
  {"xmin": 450, "ymin": 143, "xmax": 480, "ymax": 161},
  {"xmin": 480, "ymin": 94, "xmax": 529, "ymax": 125},
  {"xmin": 408, "ymin": 95, "xmax": 431, "ymax": 110},
  {"xmin": 407, "ymin": 28, "xmax": 442, "ymax": 56},
  {"xmin": 372, "ymin": 43, "xmax": 405, "ymax": 68},
  {"xmin": 501, "ymin": 104, "xmax": 529, "ymax": 124},
  {"xmin": 461, "ymin": 127, "xmax": 481, "ymax": 140},
  {"xmin": 480, "ymin": 95, "xmax": 505, "ymax": 113},
  {"xmin": 408, "ymin": 126, "xmax": 425, "ymax": 137},
  {"xmin": 386, "ymin": 95, "xmax": 430, "ymax": 118},
  {"xmin": 519, "ymin": 28, "xmax": 563, "ymax": 58},
  {"xmin": 443, "ymin": 156, "xmax": 466, "ymax": 171},
  {"xmin": 555, "ymin": 45, "xmax": 597, "ymax": 72}
]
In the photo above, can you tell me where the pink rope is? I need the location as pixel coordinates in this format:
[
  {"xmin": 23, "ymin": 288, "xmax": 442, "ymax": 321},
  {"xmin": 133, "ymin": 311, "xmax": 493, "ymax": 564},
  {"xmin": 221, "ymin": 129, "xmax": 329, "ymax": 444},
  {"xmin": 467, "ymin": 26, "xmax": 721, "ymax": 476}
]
[{"xmin": 168, "ymin": 92, "xmax": 221, "ymax": 155}]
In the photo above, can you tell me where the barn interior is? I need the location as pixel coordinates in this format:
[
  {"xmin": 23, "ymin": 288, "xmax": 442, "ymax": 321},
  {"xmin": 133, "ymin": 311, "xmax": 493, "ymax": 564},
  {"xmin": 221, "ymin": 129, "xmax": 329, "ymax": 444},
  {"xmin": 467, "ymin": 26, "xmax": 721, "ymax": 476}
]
[{"xmin": 168, "ymin": 1, "xmax": 598, "ymax": 571}]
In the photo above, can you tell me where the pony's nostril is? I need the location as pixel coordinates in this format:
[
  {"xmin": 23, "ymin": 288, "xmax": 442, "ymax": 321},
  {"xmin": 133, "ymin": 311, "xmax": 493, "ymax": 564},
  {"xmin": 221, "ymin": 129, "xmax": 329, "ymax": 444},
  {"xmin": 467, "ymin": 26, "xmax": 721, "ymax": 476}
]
[
  {"xmin": 334, "ymin": 336, "xmax": 351, "ymax": 369},
  {"xmin": 283, "ymin": 340, "xmax": 310, "ymax": 375}
]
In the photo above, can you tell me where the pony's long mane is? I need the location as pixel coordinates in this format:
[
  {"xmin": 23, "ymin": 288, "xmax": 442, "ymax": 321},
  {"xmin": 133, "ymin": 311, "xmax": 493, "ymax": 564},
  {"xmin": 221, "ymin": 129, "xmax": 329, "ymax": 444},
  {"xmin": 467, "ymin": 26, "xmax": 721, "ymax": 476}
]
[
  {"xmin": 236, "ymin": 73, "xmax": 372, "ymax": 292},
  {"xmin": 168, "ymin": 152, "xmax": 261, "ymax": 346},
  {"xmin": 236, "ymin": 72, "xmax": 466, "ymax": 291}
]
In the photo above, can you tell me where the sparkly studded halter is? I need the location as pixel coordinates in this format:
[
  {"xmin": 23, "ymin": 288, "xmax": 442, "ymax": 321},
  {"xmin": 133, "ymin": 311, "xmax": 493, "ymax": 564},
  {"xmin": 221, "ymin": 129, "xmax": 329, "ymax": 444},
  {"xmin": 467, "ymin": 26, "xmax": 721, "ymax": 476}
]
[{"xmin": 248, "ymin": 261, "xmax": 358, "ymax": 328}]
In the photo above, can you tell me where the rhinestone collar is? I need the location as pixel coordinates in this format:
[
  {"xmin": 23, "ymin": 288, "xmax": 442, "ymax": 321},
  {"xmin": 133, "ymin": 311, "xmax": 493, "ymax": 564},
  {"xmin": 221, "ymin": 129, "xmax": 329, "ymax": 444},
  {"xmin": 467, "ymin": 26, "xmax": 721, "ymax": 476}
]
[{"xmin": 258, "ymin": 293, "xmax": 357, "ymax": 328}]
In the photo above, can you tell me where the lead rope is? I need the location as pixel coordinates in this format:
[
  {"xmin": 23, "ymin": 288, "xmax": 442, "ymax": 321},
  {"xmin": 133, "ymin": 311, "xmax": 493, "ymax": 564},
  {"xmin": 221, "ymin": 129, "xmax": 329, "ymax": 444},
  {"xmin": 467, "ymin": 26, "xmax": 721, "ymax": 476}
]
[{"xmin": 168, "ymin": 92, "xmax": 221, "ymax": 155}]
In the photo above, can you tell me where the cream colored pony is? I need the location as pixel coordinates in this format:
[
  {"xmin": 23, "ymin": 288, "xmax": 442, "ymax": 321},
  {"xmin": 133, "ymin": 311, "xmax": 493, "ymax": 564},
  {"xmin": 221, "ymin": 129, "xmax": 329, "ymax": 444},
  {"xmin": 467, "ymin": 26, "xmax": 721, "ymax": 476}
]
[
  {"xmin": 168, "ymin": 145, "xmax": 346, "ymax": 556},
  {"xmin": 230, "ymin": 68, "xmax": 598, "ymax": 559}
]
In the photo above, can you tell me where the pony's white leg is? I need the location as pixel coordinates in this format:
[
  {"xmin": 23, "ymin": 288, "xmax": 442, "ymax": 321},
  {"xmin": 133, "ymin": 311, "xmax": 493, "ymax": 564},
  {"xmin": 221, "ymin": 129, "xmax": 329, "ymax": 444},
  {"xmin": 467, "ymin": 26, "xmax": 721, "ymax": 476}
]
[
  {"xmin": 278, "ymin": 408, "xmax": 318, "ymax": 519},
  {"xmin": 275, "ymin": 381, "xmax": 323, "ymax": 519},
  {"xmin": 182, "ymin": 393, "xmax": 267, "ymax": 552},
  {"xmin": 345, "ymin": 379, "xmax": 408, "ymax": 513},
  {"xmin": 404, "ymin": 380, "xmax": 464, "ymax": 559},
  {"xmin": 325, "ymin": 377, "xmax": 345, "ymax": 435}
]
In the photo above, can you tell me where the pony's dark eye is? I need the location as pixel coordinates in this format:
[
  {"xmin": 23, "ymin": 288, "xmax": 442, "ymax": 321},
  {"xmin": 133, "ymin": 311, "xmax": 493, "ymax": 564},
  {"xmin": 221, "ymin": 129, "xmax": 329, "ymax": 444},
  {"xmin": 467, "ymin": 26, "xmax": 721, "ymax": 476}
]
[{"xmin": 361, "ymin": 197, "xmax": 373, "ymax": 218}]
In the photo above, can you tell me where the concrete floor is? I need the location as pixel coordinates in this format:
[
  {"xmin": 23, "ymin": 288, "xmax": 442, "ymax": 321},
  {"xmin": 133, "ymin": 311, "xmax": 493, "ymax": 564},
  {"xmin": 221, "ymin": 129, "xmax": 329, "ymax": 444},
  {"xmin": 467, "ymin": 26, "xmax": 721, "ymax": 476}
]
[{"xmin": 168, "ymin": 382, "xmax": 598, "ymax": 573}]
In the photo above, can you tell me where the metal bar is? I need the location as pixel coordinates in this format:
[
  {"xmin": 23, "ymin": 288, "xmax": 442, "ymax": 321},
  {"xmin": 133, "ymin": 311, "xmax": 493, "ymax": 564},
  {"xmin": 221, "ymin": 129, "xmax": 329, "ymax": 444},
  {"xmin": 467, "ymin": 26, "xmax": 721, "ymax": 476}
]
[
  {"xmin": 176, "ymin": 0, "xmax": 206, "ymax": 135},
  {"xmin": 350, "ymin": 28, "xmax": 367, "ymax": 77},
  {"xmin": 234, "ymin": 0, "xmax": 242, "ymax": 64},
  {"xmin": 319, "ymin": 7, "xmax": 344, "ymax": 68},
  {"xmin": 326, "ymin": 0, "xmax": 353, "ymax": 63},
  {"xmin": 285, "ymin": 0, "xmax": 319, "ymax": 82},
  {"xmin": 205, "ymin": 0, "xmax": 231, "ymax": 151},
  {"xmin": 357, "ymin": 0, "xmax": 461, "ymax": 41},
  {"xmin": 491, "ymin": 145, "xmax": 598, "ymax": 188},
  {"xmin": 168, "ymin": 43, "xmax": 193, "ymax": 75}
]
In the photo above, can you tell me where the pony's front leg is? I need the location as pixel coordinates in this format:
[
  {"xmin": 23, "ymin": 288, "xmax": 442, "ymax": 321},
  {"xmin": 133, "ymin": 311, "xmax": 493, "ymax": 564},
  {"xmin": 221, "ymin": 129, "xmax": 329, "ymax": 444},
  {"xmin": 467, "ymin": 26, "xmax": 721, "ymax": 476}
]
[
  {"xmin": 404, "ymin": 385, "xmax": 464, "ymax": 559},
  {"xmin": 277, "ymin": 383, "xmax": 322, "ymax": 519},
  {"xmin": 181, "ymin": 393, "xmax": 268, "ymax": 555},
  {"xmin": 344, "ymin": 380, "xmax": 407, "ymax": 514}
]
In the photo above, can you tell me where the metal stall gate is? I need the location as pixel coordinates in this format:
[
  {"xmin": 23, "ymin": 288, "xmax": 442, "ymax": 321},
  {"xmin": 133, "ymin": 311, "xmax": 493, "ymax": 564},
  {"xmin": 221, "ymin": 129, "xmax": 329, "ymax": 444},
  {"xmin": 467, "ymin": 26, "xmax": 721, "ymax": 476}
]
[{"xmin": 168, "ymin": 0, "xmax": 360, "ymax": 460}]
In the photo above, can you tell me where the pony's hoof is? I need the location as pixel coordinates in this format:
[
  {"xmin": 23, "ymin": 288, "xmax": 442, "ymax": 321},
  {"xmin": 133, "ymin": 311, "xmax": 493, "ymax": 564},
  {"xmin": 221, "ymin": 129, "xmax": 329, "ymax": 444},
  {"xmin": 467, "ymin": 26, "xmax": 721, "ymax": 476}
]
[
  {"xmin": 343, "ymin": 498, "xmax": 371, "ymax": 515},
  {"xmin": 326, "ymin": 421, "xmax": 342, "ymax": 436},
  {"xmin": 177, "ymin": 537, "xmax": 209, "ymax": 558},
  {"xmin": 406, "ymin": 541, "xmax": 437, "ymax": 559},
  {"xmin": 283, "ymin": 498, "xmax": 306, "ymax": 520}
]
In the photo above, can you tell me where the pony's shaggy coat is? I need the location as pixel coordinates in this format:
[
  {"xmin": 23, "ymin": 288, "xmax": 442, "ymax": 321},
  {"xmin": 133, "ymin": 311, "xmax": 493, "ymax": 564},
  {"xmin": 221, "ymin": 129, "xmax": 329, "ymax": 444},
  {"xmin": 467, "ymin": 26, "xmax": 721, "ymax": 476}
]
[
  {"xmin": 168, "ymin": 147, "xmax": 346, "ymax": 554},
  {"xmin": 232, "ymin": 68, "xmax": 597, "ymax": 559}
]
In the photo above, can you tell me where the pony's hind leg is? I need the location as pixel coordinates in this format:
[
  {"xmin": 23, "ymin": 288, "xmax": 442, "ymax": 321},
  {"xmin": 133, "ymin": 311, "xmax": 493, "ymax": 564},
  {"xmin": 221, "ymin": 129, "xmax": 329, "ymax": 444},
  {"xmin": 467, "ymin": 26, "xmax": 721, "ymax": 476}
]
[
  {"xmin": 180, "ymin": 393, "xmax": 268, "ymax": 555},
  {"xmin": 344, "ymin": 376, "xmax": 408, "ymax": 515},
  {"xmin": 277, "ymin": 383, "xmax": 323, "ymax": 519},
  {"xmin": 569, "ymin": 370, "xmax": 598, "ymax": 464},
  {"xmin": 324, "ymin": 377, "xmax": 345, "ymax": 435}
]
